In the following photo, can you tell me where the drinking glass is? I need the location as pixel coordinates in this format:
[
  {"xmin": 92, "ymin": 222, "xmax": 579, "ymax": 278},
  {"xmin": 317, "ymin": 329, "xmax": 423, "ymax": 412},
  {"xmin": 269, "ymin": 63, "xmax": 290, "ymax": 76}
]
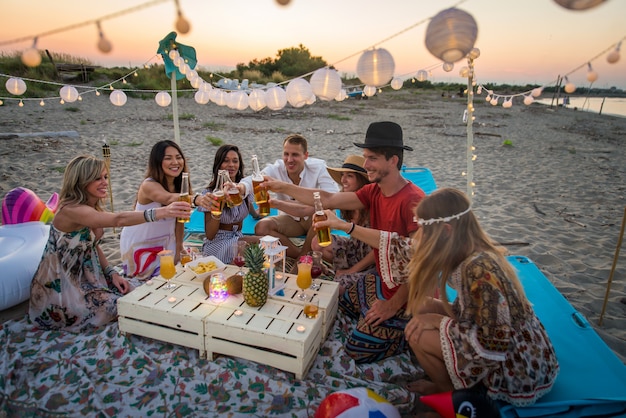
[
  {"xmin": 309, "ymin": 251, "xmax": 322, "ymax": 291},
  {"xmin": 232, "ymin": 240, "xmax": 247, "ymax": 276},
  {"xmin": 180, "ymin": 249, "xmax": 192, "ymax": 267},
  {"xmin": 159, "ymin": 250, "xmax": 177, "ymax": 289},
  {"xmin": 296, "ymin": 256, "xmax": 312, "ymax": 300}
]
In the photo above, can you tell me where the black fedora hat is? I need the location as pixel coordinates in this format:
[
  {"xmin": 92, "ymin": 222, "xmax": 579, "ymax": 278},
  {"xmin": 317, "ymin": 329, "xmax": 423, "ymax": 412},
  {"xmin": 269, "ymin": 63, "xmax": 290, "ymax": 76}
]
[{"xmin": 354, "ymin": 121, "xmax": 413, "ymax": 151}]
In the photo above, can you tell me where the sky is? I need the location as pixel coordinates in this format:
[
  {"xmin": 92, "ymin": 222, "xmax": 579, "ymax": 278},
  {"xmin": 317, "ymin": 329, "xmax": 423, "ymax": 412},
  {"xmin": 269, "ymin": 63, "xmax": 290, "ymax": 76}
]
[{"xmin": 1, "ymin": 0, "xmax": 625, "ymax": 90}]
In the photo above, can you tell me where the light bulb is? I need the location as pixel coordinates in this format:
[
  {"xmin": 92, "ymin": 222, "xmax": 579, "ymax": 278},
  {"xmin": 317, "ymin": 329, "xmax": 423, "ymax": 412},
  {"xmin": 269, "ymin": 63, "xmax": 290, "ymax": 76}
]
[
  {"xmin": 564, "ymin": 82, "xmax": 576, "ymax": 94},
  {"xmin": 175, "ymin": 13, "xmax": 191, "ymax": 34},
  {"xmin": 607, "ymin": 50, "xmax": 620, "ymax": 64},
  {"xmin": 18, "ymin": 100, "xmax": 24, "ymax": 107},
  {"xmin": 22, "ymin": 46, "xmax": 42, "ymax": 67},
  {"xmin": 40, "ymin": 100, "xmax": 45, "ymax": 106},
  {"xmin": 523, "ymin": 95, "xmax": 534, "ymax": 105},
  {"xmin": 97, "ymin": 34, "xmax": 112, "ymax": 53},
  {"xmin": 531, "ymin": 87, "xmax": 543, "ymax": 97},
  {"xmin": 442, "ymin": 62, "xmax": 454, "ymax": 72}
]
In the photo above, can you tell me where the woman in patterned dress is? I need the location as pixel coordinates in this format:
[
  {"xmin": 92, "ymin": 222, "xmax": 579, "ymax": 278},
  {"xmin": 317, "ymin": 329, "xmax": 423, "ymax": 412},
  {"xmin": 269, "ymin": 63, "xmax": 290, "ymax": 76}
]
[
  {"xmin": 29, "ymin": 155, "xmax": 190, "ymax": 331},
  {"xmin": 313, "ymin": 188, "xmax": 559, "ymax": 407},
  {"xmin": 199, "ymin": 145, "xmax": 260, "ymax": 263}
]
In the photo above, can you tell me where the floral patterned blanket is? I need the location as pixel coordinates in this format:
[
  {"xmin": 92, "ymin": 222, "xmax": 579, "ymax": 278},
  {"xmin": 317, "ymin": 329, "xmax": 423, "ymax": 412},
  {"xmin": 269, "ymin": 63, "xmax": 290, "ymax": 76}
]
[{"xmin": 0, "ymin": 310, "xmax": 420, "ymax": 417}]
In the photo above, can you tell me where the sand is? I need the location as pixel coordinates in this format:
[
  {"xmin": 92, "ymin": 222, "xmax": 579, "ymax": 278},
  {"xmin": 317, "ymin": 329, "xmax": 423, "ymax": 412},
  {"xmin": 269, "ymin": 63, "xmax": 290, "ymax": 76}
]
[{"xmin": 1, "ymin": 89, "xmax": 625, "ymax": 363}]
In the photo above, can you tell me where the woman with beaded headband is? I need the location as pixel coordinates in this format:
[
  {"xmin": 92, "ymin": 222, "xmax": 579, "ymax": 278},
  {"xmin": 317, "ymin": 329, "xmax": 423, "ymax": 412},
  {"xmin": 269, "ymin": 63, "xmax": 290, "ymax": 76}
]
[{"xmin": 313, "ymin": 188, "xmax": 559, "ymax": 407}]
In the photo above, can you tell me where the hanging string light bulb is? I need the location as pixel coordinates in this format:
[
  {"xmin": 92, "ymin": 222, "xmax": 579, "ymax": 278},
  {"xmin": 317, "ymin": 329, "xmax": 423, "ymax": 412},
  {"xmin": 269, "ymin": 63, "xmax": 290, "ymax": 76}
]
[
  {"xmin": 607, "ymin": 42, "xmax": 621, "ymax": 64},
  {"xmin": 563, "ymin": 76, "xmax": 576, "ymax": 93},
  {"xmin": 523, "ymin": 95, "xmax": 534, "ymax": 105},
  {"xmin": 96, "ymin": 21, "xmax": 113, "ymax": 53},
  {"xmin": 275, "ymin": 0, "xmax": 291, "ymax": 5},
  {"xmin": 174, "ymin": 0, "xmax": 191, "ymax": 34},
  {"xmin": 586, "ymin": 62, "xmax": 598, "ymax": 83},
  {"xmin": 21, "ymin": 37, "xmax": 42, "ymax": 67},
  {"xmin": 39, "ymin": 99, "xmax": 45, "ymax": 106},
  {"xmin": 502, "ymin": 97, "xmax": 513, "ymax": 108}
]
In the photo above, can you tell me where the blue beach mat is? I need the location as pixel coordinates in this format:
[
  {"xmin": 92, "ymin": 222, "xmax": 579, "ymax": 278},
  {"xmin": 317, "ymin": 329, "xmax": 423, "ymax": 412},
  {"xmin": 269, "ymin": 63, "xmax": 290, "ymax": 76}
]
[
  {"xmin": 401, "ymin": 166, "xmax": 437, "ymax": 195},
  {"xmin": 499, "ymin": 256, "xmax": 626, "ymax": 417}
]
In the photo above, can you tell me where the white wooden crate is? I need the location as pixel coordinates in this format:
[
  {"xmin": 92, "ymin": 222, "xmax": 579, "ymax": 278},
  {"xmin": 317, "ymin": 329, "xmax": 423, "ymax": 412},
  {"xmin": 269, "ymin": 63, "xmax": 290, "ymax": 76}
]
[
  {"xmin": 203, "ymin": 293, "xmax": 322, "ymax": 379},
  {"xmin": 117, "ymin": 270, "xmax": 216, "ymax": 358}
]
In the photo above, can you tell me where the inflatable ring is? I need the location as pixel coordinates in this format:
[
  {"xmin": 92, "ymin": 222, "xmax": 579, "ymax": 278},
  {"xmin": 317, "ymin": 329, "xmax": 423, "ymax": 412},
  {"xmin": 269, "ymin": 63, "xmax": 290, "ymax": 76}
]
[
  {"xmin": 2, "ymin": 187, "xmax": 58, "ymax": 225},
  {"xmin": 0, "ymin": 221, "xmax": 50, "ymax": 311}
]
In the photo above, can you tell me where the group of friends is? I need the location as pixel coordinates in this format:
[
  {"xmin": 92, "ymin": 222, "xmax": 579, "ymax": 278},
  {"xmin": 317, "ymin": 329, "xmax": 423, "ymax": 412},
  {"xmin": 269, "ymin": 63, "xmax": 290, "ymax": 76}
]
[{"xmin": 27, "ymin": 120, "xmax": 559, "ymax": 408}]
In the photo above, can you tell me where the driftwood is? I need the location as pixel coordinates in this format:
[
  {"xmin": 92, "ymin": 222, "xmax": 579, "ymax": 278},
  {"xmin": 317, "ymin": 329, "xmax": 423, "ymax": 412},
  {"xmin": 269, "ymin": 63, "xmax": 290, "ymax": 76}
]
[{"xmin": 533, "ymin": 203, "xmax": 546, "ymax": 216}]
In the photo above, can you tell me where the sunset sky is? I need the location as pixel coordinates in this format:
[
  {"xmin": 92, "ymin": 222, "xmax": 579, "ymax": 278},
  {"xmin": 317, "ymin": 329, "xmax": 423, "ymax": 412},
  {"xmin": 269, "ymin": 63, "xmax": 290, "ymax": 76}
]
[{"xmin": 1, "ymin": 0, "xmax": 625, "ymax": 89}]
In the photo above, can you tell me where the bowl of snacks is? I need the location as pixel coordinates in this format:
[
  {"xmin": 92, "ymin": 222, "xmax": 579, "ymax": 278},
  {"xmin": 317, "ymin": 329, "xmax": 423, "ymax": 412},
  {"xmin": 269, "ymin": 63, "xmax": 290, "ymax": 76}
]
[{"xmin": 185, "ymin": 256, "xmax": 226, "ymax": 281}]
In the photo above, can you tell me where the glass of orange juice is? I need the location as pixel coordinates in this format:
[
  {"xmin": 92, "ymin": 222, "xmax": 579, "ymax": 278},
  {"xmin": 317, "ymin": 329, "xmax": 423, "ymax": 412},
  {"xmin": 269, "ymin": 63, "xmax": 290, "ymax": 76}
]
[
  {"xmin": 296, "ymin": 255, "xmax": 313, "ymax": 300},
  {"xmin": 159, "ymin": 250, "xmax": 177, "ymax": 289}
]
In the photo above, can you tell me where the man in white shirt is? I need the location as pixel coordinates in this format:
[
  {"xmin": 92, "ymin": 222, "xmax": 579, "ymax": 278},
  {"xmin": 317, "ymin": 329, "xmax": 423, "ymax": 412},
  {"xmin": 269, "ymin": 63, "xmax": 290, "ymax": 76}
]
[{"xmin": 241, "ymin": 134, "xmax": 338, "ymax": 258}]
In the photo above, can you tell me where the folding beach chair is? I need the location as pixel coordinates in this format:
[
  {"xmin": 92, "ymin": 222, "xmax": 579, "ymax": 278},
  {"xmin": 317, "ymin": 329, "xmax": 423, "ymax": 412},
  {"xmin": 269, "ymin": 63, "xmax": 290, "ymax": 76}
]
[{"xmin": 401, "ymin": 166, "xmax": 437, "ymax": 195}]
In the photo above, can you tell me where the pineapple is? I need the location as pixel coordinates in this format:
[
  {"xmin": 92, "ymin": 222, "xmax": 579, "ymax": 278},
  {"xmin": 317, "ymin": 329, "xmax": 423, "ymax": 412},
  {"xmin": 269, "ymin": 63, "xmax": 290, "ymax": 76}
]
[{"xmin": 243, "ymin": 243, "xmax": 268, "ymax": 307}]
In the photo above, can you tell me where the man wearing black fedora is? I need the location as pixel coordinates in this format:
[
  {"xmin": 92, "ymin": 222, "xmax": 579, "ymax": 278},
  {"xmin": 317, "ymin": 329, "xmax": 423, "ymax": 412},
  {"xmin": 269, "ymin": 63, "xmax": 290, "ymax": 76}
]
[{"xmin": 263, "ymin": 121, "xmax": 425, "ymax": 363}]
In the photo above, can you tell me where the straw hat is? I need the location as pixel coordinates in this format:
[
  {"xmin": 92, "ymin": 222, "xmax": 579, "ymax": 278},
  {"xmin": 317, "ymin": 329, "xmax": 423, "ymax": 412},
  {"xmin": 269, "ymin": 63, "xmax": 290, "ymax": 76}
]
[{"xmin": 327, "ymin": 155, "xmax": 368, "ymax": 185}]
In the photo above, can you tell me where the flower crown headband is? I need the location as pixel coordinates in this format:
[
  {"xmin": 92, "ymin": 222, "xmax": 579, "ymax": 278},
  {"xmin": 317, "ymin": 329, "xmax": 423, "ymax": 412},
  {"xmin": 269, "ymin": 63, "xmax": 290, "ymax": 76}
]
[{"xmin": 415, "ymin": 206, "xmax": 472, "ymax": 226}]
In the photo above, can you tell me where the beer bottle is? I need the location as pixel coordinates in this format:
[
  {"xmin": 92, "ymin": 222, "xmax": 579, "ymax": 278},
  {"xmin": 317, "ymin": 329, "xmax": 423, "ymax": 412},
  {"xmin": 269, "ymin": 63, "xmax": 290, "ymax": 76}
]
[
  {"xmin": 177, "ymin": 172, "xmax": 191, "ymax": 223},
  {"xmin": 313, "ymin": 192, "xmax": 332, "ymax": 247}
]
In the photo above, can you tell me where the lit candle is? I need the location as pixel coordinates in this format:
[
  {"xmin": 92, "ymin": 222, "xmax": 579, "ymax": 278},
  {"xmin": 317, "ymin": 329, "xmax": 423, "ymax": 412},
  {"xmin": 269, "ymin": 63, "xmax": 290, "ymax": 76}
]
[
  {"xmin": 146, "ymin": 280, "xmax": 153, "ymax": 286},
  {"xmin": 234, "ymin": 309, "xmax": 243, "ymax": 317},
  {"xmin": 168, "ymin": 296, "xmax": 176, "ymax": 303},
  {"xmin": 296, "ymin": 325, "xmax": 306, "ymax": 333}
]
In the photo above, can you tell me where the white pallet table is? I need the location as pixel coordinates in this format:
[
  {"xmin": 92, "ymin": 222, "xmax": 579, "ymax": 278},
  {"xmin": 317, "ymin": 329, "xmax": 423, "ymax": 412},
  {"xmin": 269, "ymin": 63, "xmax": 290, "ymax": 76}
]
[
  {"xmin": 203, "ymin": 293, "xmax": 322, "ymax": 379},
  {"xmin": 118, "ymin": 268, "xmax": 215, "ymax": 357}
]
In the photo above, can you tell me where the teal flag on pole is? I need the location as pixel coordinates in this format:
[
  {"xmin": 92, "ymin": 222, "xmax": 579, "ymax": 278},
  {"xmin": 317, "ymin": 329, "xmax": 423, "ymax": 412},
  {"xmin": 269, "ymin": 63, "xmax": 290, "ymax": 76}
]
[{"xmin": 157, "ymin": 32, "xmax": 197, "ymax": 80}]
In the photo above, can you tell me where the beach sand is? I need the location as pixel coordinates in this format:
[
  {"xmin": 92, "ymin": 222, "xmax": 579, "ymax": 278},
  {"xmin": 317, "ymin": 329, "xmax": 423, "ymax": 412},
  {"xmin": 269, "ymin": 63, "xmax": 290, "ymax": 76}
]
[{"xmin": 1, "ymin": 89, "xmax": 625, "ymax": 363}]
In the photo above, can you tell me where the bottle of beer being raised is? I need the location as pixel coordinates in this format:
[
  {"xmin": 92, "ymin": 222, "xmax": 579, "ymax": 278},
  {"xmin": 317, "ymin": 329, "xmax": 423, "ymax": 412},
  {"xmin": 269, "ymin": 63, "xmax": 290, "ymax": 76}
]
[
  {"xmin": 177, "ymin": 172, "xmax": 191, "ymax": 223},
  {"xmin": 313, "ymin": 192, "xmax": 332, "ymax": 247},
  {"xmin": 251, "ymin": 155, "xmax": 269, "ymax": 217},
  {"xmin": 211, "ymin": 170, "xmax": 226, "ymax": 217}
]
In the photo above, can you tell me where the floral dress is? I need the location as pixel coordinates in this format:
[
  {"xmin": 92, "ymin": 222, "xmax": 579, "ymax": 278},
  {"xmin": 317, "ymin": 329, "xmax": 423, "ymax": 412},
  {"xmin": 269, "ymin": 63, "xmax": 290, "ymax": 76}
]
[{"xmin": 29, "ymin": 226, "xmax": 126, "ymax": 332}]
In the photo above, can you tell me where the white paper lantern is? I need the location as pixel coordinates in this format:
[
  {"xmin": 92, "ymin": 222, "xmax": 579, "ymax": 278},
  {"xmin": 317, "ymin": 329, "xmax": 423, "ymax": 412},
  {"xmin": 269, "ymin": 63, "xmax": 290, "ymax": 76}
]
[
  {"xmin": 390, "ymin": 78, "xmax": 403, "ymax": 90},
  {"xmin": 356, "ymin": 48, "xmax": 395, "ymax": 87},
  {"xmin": 553, "ymin": 0, "xmax": 606, "ymax": 10},
  {"xmin": 286, "ymin": 78, "xmax": 313, "ymax": 108},
  {"xmin": 194, "ymin": 90, "xmax": 210, "ymax": 105},
  {"xmin": 442, "ymin": 62, "xmax": 454, "ymax": 72},
  {"xmin": 185, "ymin": 69, "xmax": 198, "ymax": 82},
  {"xmin": 210, "ymin": 89, "xmax": 227, "ymax": 106},
  {"xmin": 335, "ymin": 88, "xmax": 348, "ymax": 101},
  {"xmin": 310, "ymin": 68, "xmax": 342, "ymax": 101},
  {"xmin": 468, "ymin": 48, "xmax": 481, "ymax": 60},
  {"xmin": 459, "ymin": 66, "xmax": 470, "ymax": 78},
  {"xmin": 363, "ymin": 85, "xmax": 377, "ymax": 97},
  {"xmin": 190, "ymin": 75, "xmax": 203, "ymax": 89},
  {"xmin": 60, "ymin": 85, "xmax": 79, "ymax": 103},
  {"xmin": 265, "ymin": 86, "xmax": 287, "ymax": 110},
  {"xmin": 5, "ymin": 77, "xmax": 27, "ymax": 95},
  {"xmin": 233, "ymin": 91, "xmax": 249, "ymax": 110},
  {"xmin": 425, "ymin": 8, "xmax": 478, "ymax": 63},
  {"xmin": 306, "ymin": 94, "xmax": 316, "ymax": 105},
  {"xmin": 248, "ymin": 89, "xmax": 267, "ymax": 111},
  {"xmin": 416, "ymin": 70, "xmax": 428, "ymax": 82},
  {"xmin": 155, "ymin": 91, "xmax": 172, "ymax": 107},
  {"xmin": 168, "ymin": 49, "xmax": 179, "ymax": 60},
  {"xmin": 200, "ymin": 82, "xmax": 213, "ymax": 93},
  {"xmin": 110, "ymin": 90, "xmax": 127, "ymax": 106},
  {"xmin": 21, "ymin": 48, "xmax": 41, "ymax": 67}
]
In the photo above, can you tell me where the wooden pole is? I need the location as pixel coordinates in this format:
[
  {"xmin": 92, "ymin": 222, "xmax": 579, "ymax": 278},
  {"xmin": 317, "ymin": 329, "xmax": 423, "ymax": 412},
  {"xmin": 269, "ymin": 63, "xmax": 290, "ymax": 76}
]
[
  {"xmin": 171, "ymin": 76, "xmax": 180, "ymax": 144},
  {"xmin": 102, "ymin": 143, "xmax": 116, "ymax": 233},
  {"xmin": 466, "ymin": 57, "xmax": 475, "ymax": 202},
  {"xmin": 599, "ymin": 206, "xmax": 626, "ymax": 326}
]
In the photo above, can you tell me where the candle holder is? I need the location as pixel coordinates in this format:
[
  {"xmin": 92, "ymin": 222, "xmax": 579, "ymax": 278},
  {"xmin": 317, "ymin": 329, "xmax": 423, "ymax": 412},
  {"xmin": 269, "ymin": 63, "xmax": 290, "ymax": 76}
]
[{"xmin": 259, "ymin": 235, "xmax": 287, "ymax": 296}]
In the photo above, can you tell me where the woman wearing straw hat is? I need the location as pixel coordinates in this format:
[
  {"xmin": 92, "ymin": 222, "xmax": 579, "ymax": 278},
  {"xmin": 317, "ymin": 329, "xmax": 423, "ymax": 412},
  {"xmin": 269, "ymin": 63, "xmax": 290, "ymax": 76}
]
[{"xmin": 318, "ymin": 155, "xmax": 375, "ymax": 292}]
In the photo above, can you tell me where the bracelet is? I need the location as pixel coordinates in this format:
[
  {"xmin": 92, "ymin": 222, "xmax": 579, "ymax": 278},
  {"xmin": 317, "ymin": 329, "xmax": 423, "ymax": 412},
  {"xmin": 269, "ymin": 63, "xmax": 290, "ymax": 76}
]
[
  {"xmin": 347, "ymin": 222, "xmax": 355, "ymax": 234},
  {"xmin": 211, "ymin": 213, "xmax": 221, "ymax": 221},
  {"xmin": 104, "ymin": 265, "xmax": 117, "ymax": 278},
  {"xmin": 192, "ymin": 194, "xmax": 199, "ymax": 207},
  {"xmin": 143, "ymin": 208, "xmax": 157, "ymax": 222}
]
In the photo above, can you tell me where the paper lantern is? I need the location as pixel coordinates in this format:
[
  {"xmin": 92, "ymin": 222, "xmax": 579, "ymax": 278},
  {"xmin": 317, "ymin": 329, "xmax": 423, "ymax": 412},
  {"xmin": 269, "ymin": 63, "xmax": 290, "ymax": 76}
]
[
  {"xmin": 155, "ymin": 91, "xmax": 172, "ymax": 107},
  {"xmin": 459, "ymin": 66, "xmax": 470, "ymax": 78},
  {"xmin": 110, "ymin": 90, "xmax": 127, "ymax": 106},
  {"xmin": 425, "ymin": 8, "xmax": 478, "ymax": 63},
  {"xmin": 265, "ymin": 86, "xmax": 287, "ymax": 110},
  {"xmin": 232, "ymin": 91, "xmax": 249, "ymax": 110},
  {"xmin": 310, "ymin": 68, "xmax": 342, "ymax": 101},
  {"xmin": 60, "ymin": 85, "xmax": 79, "ymax": 103},
  {"xmin": 335, "ymin": 88, "xmax": 347, "ymax": 101},
  {"xmin": 194, "ymin": 90, "xmax": 209, "ymax": 105},
  {"xmin": 356, "ymin": 48, "xmax": 395, "ymax": 87},
  {"xmin": 390, "ymin": 78, "xmax": 403, "ymax": 90},
  {"xmin": 200, "ymin": 82, "xmax": 213, "ymax": 93},
  {"xmin": 5, "ymin": 77, "xmax": 27, "ymax": 95},
  {"xmin": 21, "ymin": 47, "xmax": 41, "ymax": 67},
  {"xmin": 306, "ymin": 94, "xmax": 316, "ymax": 105},
  {"xmin": 185, "ymin": 69, "xmax": 198, "ymax": 82},
  {"xmin": 248, "ymin": 89, "xmax": 267, "ymax": 111},
  {"xmin": 286, "ymin": 78, "xmax": 313, "ymax": 108},
  {"xmin": 553, "ymin": 0, "xmax": 606, "ymax": 10},
  {"xmin": 168, "ymin": 49, "xmax": 179, "ymax": 60},
  {"xmin": 210, "ymin": 89, "xmax": 227, "ymax": 106},
  {"xmin": 363, "ymin": 85, "xmax": 377, "ymax": 97},
  {"xmin": 468, "ymin": 47, "xmax": 481, "ymax": 60},
  {"xmin": 442, "ymin": 62, "xmax": 454, "ymax": 72},
  {"xmin": 190, "ymin": 75, "xmax": 203, "ymax": 89}
]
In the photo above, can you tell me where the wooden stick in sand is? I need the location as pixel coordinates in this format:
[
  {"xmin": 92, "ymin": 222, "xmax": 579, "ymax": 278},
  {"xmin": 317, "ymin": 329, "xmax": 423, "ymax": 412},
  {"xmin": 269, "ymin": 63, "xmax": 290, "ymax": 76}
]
[{"xmin": 599, "ymin": 206, "xmax": 626, "ymax": 326}]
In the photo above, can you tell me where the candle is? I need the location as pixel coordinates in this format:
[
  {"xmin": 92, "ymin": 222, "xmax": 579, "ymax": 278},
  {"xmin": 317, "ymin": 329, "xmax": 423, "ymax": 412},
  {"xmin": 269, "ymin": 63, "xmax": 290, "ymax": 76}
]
[
  {"xmin": 168, "ymin": 296, "xmax": 176, "ymax": 303},
  {"xmin": 146, "ymin": 280, "xmax": 153, "ymax": 286},
  {"xmin": 296, "ymin": 325, "xmax": 306, "ymax": 333},
  {"xmin": 234, "ymin": 309, "xmax": 243, "ymax": 317}
]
